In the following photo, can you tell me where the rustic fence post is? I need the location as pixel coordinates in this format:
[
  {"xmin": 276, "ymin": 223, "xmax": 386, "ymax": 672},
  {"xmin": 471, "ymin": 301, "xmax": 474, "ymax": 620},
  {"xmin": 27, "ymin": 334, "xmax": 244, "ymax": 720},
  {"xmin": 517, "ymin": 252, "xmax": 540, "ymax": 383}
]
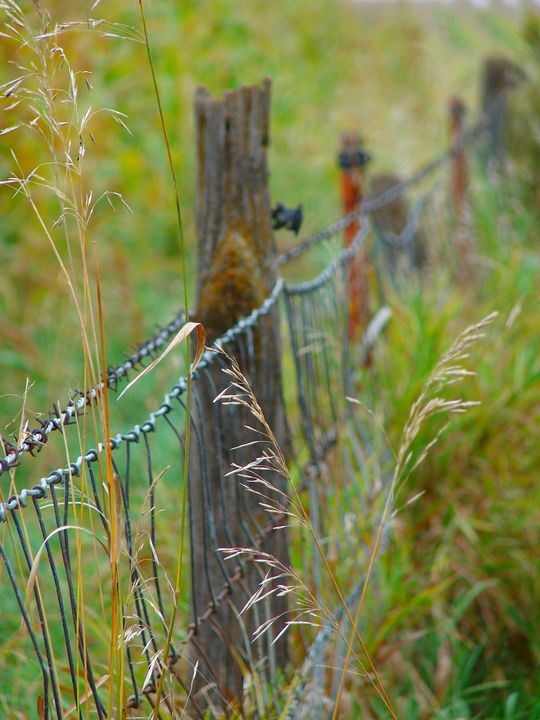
[
  {"xmin": 449, "ymin": 96, "xmax": 469, "ymax": 223},
  {"xmin": 480, "ymin": 56, "xmax": 521, "ymax": 172},
  {"xmin": 190, "ymin": 80, "xmax": 289, "ymax": 702},
  {"xmin": 369, "ymin": 173, "xmax": 426, "ymax": 278},
  {"xmin": 337, "ymin": 132, "xmax": 370, "ymax": 341}
]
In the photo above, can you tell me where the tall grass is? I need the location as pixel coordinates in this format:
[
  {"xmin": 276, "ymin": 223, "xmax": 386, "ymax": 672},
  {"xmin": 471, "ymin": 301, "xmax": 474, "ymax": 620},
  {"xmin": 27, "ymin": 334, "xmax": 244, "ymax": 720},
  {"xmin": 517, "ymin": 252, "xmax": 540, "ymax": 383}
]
[
  {"xmin": 212, "ymin": 302, "xmax": 498, "ymax": 718},
  {"xmin": 355, "ymin": 169, "xmax": 540, "ymax": 717},
  {"xmin": 0, "ymin": 1, "xmax": 139, "ymax": 716},
  {"xmin": 135, "ymin": 1, "xmax": 193, "ymax": 713},
  {"xmin": 0, "ymin": 0, "xmax": 522, "ymax": 419},
  {"xmin": 1, "ymin": 0, "xmax": 539, "ymax": 718}
]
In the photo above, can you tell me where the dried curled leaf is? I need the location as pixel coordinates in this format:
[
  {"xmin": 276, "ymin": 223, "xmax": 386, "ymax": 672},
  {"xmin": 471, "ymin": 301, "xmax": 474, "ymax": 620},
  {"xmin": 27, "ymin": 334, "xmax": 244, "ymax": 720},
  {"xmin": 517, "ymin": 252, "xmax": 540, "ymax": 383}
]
[{"xmin": 118, "ymin": 321, "xmax": 206, "ymax": 400}]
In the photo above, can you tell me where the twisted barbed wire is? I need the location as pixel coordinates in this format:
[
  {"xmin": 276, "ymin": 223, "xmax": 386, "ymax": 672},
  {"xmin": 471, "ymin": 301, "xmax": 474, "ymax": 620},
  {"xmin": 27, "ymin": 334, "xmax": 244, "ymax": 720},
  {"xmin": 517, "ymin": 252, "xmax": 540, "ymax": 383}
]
[
  {"xmin": 0, "ymin": 281, "xmax": 283, "ymax": 522},
  {"xmin": 0, "ymin": 309, "xmax": 188, "ymax": 475},
  {"xmin": 376, "ymin": 187, "xmax": 435, "ymax": 250},
  {"xmin": 278, "ymin": 114, "xmax": 491, "ymax": 266},
  {"xmin": 285, "ymin": 221, "xmax": 371, "ymax": 296},
  {"xmin": 0, "ymin": 110, "xmax": 489, "ymax": 478}
]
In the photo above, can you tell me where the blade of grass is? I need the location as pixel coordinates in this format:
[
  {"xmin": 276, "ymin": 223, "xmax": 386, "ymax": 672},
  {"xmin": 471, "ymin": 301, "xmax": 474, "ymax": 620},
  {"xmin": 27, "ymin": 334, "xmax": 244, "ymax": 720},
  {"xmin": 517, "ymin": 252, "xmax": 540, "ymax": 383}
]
[{"xmin": 136, "ymin": 1, "xmax": 195, "ymax": 713}]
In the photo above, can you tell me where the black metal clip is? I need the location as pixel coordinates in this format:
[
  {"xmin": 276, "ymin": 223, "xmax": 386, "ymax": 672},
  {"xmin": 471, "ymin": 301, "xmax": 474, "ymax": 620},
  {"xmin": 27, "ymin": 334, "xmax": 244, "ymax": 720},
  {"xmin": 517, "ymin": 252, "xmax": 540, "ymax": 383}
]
[
  {"xmin": 338, "ymin": 131, "xmax": 371, "ymax": 170},
  {"xmin": 272, "ymin": 203, "xmax": 303, "ymax": 234},
  {"xmin": 337, "ymin": 148, "xmax": 371, "ymax": 171}
]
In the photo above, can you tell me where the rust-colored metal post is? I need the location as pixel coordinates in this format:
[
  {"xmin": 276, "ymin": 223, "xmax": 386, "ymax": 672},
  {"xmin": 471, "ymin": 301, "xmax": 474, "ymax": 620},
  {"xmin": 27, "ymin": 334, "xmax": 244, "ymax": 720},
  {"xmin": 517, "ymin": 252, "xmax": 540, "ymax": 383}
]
[
  {"xmin": 337, "ymin": 132, "xmax": 370, "ymax": 341},
  {"xmin": 449, "ymin": 96, "xmax": 473, "ymax": 282}
]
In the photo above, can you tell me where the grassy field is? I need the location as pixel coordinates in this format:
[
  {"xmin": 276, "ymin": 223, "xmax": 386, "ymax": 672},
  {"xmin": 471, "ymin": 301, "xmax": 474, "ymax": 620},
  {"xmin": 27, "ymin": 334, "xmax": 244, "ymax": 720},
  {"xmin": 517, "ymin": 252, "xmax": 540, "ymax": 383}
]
[
  {"xmin": 1, "ymin": 0, "xmax": 539, "ymax": 718},
  {"xmin": 0, "ymin": 0, "xmax": 523, "ymax": 423},
  {"xmin": 358, "ymin": 169, "xmax": 540, "ymax": 717}
]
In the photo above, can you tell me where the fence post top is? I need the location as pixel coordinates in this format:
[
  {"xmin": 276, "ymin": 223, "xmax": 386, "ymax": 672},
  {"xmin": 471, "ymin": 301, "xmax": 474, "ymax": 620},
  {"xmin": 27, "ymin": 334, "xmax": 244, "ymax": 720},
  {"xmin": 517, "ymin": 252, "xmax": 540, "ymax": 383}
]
[
  {"xmin": 449, "ymin": 96, "xmax": 467, "ymax": 121},
  {"xmin": 338, "ymin": 131, "xmax": 371, "ymax": 170},
  {"xmin": 195, "ymin": 78, "xmax": 272, "ymax": 102}
]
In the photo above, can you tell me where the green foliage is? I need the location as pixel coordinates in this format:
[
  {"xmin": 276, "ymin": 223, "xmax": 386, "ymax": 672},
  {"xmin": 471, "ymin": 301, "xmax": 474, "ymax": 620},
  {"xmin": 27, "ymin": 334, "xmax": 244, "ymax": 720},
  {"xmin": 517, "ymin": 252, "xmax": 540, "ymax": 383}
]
[
  {"xmin": 357, "ymin": 172, "xmax": 540, "ymax": 717},
  {"xmin": 0, "ymin": 0, "xmax": 519, "ymax": 418},
  {"xmin": 1, "ymin": 1, "xmax": 539, "ymax": 717}
]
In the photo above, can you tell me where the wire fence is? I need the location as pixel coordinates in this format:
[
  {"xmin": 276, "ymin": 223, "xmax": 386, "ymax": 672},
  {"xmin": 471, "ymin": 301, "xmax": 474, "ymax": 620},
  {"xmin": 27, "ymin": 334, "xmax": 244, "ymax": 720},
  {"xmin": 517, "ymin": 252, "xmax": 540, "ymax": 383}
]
[{"xmin": 0, "ymin": 111, "xmax": 490, "ymax": 718}]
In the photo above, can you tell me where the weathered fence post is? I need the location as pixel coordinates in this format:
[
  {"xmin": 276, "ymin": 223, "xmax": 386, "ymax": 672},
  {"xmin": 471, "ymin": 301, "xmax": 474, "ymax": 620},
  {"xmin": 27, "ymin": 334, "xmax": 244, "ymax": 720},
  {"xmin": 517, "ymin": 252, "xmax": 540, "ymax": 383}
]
[
  {"xmin": 337, "ymin": 132, "xmax": 370, "ymax": 340},
  {"xmin": 481, "ymin": 56, "xmax": 521, "ymax": 172},
  {"xmin": 370, "ymin": 173, "xmax": 426, "ymax": 278},
  {"xmin": 190, "ymin": 80, "xmax": 289, "ymax": 702}
]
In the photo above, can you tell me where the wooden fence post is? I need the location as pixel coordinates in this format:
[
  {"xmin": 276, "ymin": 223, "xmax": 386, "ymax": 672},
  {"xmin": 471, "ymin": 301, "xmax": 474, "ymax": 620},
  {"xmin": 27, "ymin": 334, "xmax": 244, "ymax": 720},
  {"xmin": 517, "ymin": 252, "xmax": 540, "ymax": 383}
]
[
  {"xmin": 337, "ymin": 132, "xmax": 370, "ymax": 341},
  {"xmin": 481, "ymin": 56, "xmax": 521, "ymax": 171},
  {"xmin": 190, "ymin": 80, "xmax": 289, "ymax": 701},
  {"xmin": 369, "ymin": 173, "xmax": 426, "ymax": 276},
  {"xmin": 449, "ymin": 96, "xmax": 469, "ymax": 224}
]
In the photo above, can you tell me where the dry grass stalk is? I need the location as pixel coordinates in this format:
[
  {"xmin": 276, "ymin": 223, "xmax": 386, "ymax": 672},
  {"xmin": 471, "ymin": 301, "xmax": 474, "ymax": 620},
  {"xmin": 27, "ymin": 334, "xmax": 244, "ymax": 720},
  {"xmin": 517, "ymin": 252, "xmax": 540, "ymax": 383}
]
[
  {"xmin": 214, "ymin": 355, "xmax": 395, "ymax": 716},
  {"xmin": 215, "ymin": 311, "xmax": 497, "ymax": 717}
]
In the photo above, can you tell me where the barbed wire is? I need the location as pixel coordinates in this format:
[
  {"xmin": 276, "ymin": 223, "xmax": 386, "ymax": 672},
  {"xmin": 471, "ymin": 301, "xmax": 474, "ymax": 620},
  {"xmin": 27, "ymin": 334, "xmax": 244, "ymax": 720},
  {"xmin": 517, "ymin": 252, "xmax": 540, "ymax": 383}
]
[
  {"xmin": 0, "ymin": 280, "xmax": 283, "ymax": 522},
  {"xmin": 285, "ymin": 221, "xmax": 371, "ymax": 296},
  {"xmin": 376, "ymin": 186, "xmax": 436, "ymax": 250},
  {"xmin": 0, "ymin": 309, "xmax": 188, "ymax": 476},
  {"xmin": 278, "ymin": 114, "xmax": 490, "ymax": 266},
  {"xmin": 0, "ymin": 111, "xmax": 489, "ymax": 479}
]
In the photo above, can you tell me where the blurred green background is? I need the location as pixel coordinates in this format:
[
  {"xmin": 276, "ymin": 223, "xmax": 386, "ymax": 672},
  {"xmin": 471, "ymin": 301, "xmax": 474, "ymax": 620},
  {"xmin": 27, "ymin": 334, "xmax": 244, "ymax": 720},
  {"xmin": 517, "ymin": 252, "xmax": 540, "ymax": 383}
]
[
  {"xmin": 0, "ymin": 0, "xmax": 523, "ymax": 424},
  {"xmin": 1, "ymin": 1, "xmax": 540, "ymax": 718}
]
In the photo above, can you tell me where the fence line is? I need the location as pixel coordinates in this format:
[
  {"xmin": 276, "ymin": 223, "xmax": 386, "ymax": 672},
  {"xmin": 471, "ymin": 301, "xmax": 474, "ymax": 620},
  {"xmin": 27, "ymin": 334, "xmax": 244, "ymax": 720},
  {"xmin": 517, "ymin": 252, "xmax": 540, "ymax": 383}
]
[
  {"xmin": 0, "ymin": 218, "xmax": 386, "ymax": 716},
  {"xmin": 0, "ymin": 110, "xmax": 493, "ymax": 479},
  {"xmin": 0, "ymin": 104, "xmax": 491, "ymax": 718},
  {"xmin": 0, "ymin": 308, "xmax": 184, "ymax": 475},
  {"xmin": 0, "ymin": 200, "xmax": 421, "ymax": 523},
  {"xmin": 278, "ymin": 113, "xmax": 490, "ymax": 266}
]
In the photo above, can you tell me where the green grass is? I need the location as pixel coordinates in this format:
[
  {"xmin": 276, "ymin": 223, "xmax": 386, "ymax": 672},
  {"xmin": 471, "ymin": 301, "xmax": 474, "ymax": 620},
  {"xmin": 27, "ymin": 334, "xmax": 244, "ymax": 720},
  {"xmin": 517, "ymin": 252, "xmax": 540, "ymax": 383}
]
[
  {"xmin": 0, "ymin": 0, "xmax": 524, "ymax": 418},
  {"xmin": 1, "ymin": 0, "xmax": 539, "ymax": 718},
  {"xmin": 356, "ymin": 170, "xmax": 540, "ymax": 717}
]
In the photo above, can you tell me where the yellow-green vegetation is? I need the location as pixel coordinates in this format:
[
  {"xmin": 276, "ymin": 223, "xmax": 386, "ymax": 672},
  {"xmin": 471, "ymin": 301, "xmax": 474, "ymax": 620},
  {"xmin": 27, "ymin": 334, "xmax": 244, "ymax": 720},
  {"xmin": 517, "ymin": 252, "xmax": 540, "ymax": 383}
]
[
  {"xmin": 357, "ymin": 170, "xmax": 540, "ymax": 717},
  {"xmin": 1, "ymin": 1, "xmax": 539, "ymax": 718},
  {"xmin": 0, "ymin": 0, "xmax": 524, "ymax": 421}
]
